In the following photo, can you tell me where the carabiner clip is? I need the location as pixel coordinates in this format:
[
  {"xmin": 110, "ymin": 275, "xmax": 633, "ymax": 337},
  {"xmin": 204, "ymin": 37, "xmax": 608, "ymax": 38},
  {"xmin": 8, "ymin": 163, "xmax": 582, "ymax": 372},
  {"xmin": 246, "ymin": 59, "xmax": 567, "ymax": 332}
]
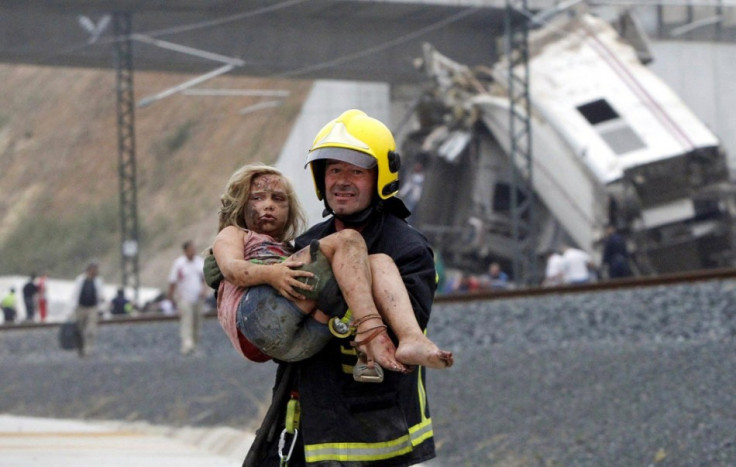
[
  {"xmin": 329, "ymin": 309, "xmax": 353, "ymax": 338},
  {"xmin": 278, "ymin": 427, "xmax": 298, "ymax": 465}
]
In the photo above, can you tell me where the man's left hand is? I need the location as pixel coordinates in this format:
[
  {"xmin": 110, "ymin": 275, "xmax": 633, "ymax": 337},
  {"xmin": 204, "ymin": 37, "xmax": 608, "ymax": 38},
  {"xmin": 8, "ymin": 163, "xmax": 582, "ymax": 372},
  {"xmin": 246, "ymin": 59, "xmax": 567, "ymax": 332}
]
[{"xmin": 203, "ymin": 252, "xmax": 224, "ymax": 290}]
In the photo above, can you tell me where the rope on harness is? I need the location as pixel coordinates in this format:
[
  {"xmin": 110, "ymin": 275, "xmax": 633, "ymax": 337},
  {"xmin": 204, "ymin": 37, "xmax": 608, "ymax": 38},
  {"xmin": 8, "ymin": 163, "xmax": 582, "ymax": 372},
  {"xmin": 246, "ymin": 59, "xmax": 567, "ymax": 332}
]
[{"xmin": 278, "ymin": 391, "xmax": 300, "ymax": 467}]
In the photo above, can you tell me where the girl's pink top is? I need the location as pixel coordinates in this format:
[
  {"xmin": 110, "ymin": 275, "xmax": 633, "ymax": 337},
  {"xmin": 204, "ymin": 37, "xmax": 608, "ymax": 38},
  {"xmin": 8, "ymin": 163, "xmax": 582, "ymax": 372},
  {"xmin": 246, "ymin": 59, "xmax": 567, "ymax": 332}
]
[{"xmin": 216, "ymin": 229, "xmax": 293, "ymax": 361}]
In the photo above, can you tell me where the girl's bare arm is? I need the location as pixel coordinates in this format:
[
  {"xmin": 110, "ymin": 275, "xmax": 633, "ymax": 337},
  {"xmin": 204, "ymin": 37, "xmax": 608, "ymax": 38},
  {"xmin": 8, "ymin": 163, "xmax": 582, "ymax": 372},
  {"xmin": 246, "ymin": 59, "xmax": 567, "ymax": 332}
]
[{"xmin": 213, "ymin": 226, "xmax": 313, "ymax": 299}]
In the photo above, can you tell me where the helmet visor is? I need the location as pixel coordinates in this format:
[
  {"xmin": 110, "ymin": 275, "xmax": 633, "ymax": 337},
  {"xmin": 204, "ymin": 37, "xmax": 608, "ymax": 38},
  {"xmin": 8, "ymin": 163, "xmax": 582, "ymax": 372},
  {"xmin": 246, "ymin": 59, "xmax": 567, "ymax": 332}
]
[{"xmin": 306, "ymin": 147, "xmax": 377, "ymax": 170}]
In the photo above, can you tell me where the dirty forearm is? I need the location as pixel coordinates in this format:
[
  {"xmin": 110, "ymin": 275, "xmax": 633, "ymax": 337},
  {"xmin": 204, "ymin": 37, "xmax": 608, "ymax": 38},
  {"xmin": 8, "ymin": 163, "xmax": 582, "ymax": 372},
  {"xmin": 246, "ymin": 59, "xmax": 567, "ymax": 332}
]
[
  {"xmin": 214, "ymin": 226, "xmax": 278, "ymax": 288},
  {"xmin": 219, "ymin": 257, "xmax": 274, "ymax": 288}
]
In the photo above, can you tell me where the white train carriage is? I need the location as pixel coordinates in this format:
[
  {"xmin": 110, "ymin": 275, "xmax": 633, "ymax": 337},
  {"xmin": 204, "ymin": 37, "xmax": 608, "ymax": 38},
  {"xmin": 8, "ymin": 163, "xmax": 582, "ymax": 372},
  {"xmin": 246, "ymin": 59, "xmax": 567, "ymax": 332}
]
[{"xmin": 406, "ymin": 12, "xmax": 735, "ymax": 277}]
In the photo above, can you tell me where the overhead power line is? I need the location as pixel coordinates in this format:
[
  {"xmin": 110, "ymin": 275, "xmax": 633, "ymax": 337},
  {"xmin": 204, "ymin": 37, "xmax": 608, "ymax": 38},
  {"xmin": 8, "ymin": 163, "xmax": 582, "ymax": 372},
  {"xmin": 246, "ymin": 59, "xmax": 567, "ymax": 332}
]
[
  {"xmin": 182, "ymin": 89, "xmax": 290, "ymax": 97},
  {"xmin": 137, "ymin": 64, "xmax": 235, "ymax": 107},
  {"xmin": 36, "ymin": 0, "xmax": 308, "ymax": 66},
  {"xmin": 276, "ymin": 7, "xmax": 482, "ymax": 78},
  {"xmin": 141, "ymin": 0, "xmax": 310, "ymax": 38},
  {"xmin": 130, "ymin": 34, "xmax": 245, "ymax": 66}
]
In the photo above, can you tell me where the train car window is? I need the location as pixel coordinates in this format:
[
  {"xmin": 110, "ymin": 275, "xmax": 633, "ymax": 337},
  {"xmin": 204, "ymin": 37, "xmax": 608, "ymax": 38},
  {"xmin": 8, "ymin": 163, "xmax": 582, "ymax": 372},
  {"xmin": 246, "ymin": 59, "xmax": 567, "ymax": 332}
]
[
  {"xmin": 600, "ymin": 126, "xmax": 646, "ymax": 155},
  {"xmin": 577, "ymin": 99, "xmax": 619, "ymax": 125},
  {"xmin": 577, "ymin": 99, "xmax": 646, "ymax": 155}
]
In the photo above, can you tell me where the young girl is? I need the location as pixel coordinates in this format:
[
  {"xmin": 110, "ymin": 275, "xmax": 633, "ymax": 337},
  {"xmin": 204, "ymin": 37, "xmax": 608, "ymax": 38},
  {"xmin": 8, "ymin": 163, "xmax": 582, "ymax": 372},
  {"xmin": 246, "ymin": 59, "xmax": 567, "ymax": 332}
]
[{"xmin": 214, "ymin": 164, "xmax": 452, "ymax": 382}]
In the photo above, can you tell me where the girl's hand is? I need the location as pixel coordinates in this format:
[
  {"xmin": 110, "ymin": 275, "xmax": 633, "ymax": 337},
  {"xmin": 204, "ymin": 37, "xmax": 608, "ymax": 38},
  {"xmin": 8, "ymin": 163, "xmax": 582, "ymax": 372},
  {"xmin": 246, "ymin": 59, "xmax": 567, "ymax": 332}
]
[{"xmin": 270, "ymin": 261, "xmax": 314, "ymax": 301}]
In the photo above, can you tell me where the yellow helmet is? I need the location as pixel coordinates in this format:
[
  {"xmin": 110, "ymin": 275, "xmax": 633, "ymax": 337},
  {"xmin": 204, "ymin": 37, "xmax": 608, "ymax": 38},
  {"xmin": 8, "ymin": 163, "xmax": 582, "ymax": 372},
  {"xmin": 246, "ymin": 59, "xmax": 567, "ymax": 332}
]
[{"xmin": 305, "ymin": 109, "xmax": 401, "ymax": 201}]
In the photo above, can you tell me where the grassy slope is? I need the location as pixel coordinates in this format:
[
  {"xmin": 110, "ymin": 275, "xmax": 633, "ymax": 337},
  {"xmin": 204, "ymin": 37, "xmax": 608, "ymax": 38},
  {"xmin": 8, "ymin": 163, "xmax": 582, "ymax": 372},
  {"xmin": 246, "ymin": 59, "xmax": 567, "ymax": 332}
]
[{"xmin": 0, "ymin": 63, "xmax": 311, "ymax": 290}]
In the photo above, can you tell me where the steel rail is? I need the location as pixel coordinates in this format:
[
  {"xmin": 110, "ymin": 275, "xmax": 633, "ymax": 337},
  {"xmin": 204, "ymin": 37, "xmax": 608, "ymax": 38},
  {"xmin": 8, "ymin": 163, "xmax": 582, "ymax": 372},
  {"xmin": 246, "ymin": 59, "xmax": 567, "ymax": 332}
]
[
  {"xmin": 3, "ymin": 267, "xmax": 736, "ymax": 332},
  {"xmin": 436, "ymin": 266, "xmax": 736, "ymax": 302}
]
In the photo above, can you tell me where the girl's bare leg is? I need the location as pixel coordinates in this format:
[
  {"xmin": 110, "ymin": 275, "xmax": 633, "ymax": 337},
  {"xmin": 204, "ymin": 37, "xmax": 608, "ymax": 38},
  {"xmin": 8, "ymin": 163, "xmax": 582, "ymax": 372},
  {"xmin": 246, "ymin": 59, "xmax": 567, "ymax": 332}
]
[
  {"xmin": 369, "ymin": 254, "xmax": 453, "ymax": 369},
  {"xmin": 299, "ymin": 230, "xmax": 408, "ymax": 374}
]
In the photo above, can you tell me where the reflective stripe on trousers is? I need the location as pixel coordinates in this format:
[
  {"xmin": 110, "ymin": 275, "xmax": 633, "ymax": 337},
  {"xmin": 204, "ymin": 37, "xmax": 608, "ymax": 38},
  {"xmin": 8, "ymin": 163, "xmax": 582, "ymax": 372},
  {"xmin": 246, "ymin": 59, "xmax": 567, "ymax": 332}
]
[
  {"xmin": 304, "ymin": 366, "xmax": 433, "ymax": 463},
  {"xmin": 304, "ymin": 418, "xmax": 433, "ymax": 463}
]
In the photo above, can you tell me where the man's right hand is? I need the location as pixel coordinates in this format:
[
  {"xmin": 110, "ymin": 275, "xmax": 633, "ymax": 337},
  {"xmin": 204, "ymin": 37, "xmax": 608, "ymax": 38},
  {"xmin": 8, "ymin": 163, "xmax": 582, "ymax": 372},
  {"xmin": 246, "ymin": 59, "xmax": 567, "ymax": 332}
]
[{"xmin": 203, "ymin": 252, "xmax": 224, "ymax": 290}]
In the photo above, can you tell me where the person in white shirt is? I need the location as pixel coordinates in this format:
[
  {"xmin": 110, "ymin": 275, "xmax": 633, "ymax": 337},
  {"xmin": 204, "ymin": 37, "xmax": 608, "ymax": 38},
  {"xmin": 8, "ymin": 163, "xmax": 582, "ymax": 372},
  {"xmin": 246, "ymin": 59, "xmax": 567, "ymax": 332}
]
[
  {"xmin": 561, "ymin": 245, "xmax": 595, "ymax": 284},
  {"xmin": 168, "ymin": 240, "xmax": 206, "ymax": 355},
  {"xmin": 543, "ymin": 250, "xmax": 564, "ymax": 287}
]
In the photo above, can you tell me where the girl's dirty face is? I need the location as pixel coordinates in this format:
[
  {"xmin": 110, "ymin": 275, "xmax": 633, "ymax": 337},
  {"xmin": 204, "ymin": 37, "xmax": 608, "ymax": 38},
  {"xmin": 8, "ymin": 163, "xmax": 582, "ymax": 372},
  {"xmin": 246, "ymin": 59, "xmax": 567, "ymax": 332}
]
[{"xmin": 245, "ymin": 174, "xmax": 290, "ymax": 239}]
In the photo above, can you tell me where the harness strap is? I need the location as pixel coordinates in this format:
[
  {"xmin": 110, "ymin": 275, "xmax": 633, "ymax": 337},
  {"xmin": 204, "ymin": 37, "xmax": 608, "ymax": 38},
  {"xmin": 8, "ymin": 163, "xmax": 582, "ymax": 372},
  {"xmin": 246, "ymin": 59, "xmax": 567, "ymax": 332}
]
[{"xmin": 285, "ymin": 392, "xmax": 301, "ymax": 434}]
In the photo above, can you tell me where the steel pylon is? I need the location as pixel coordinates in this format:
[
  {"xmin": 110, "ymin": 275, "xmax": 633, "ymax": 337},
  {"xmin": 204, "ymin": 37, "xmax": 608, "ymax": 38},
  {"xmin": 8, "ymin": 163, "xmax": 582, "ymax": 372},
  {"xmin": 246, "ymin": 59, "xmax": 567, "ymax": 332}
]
[
  {"xmin": 113, "ymin": 12, "xmax": 140, "ymax": 302},
  {"xmin": 505, "ymin": 0, "xmax": 537, "ymax": 286}
]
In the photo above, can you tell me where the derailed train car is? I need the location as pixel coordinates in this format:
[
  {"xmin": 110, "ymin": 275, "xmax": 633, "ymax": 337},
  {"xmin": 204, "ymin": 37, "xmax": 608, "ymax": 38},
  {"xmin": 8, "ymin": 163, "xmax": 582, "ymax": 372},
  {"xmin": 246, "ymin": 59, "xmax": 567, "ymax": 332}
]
[{"xmin": 401, "ymin": 12, "xmax": 736, "ymax": 278}]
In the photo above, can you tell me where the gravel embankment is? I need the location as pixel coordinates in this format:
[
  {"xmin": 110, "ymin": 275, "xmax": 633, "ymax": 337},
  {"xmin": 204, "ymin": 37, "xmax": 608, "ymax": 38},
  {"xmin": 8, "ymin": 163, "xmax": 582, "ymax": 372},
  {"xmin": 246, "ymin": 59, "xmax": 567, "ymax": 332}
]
[{"xmin": 2, "ymin": 279, "xmax": 736, "ymax": 466}]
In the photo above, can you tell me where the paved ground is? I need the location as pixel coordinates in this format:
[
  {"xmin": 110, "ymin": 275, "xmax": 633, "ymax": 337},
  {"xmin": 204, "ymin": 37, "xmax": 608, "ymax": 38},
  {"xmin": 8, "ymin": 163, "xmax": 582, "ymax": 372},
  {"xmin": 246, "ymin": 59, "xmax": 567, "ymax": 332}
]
[{"xmin": 0, "ymin": 414, "xmax": 251, "ymax": 467}]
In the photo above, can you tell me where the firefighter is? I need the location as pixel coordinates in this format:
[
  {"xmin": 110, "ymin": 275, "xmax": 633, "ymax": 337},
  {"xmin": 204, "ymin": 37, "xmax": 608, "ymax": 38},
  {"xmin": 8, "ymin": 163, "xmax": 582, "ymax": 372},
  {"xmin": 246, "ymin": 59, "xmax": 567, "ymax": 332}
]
[{"xmin": 245, "ymin": 109, "xmax": 439, "ymax": 466}]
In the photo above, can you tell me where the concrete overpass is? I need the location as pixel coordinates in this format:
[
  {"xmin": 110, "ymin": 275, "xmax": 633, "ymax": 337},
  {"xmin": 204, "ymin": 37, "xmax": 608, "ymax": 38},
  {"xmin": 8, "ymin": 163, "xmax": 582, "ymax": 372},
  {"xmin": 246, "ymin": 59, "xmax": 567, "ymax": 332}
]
[
  {"xmin": 3, "ymin": 1, "xmax": 732, "ymax": 83},
  {"xmin": 0, "ymin": 0, "xmax": 522, "ymax": 84}
]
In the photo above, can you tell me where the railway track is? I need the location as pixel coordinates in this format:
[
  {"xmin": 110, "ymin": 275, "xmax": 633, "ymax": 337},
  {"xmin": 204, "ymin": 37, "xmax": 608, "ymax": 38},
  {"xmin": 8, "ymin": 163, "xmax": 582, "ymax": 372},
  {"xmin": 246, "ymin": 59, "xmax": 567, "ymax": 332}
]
[
  {"xmin": 2, "ymin": 266, "xmax": 736, "ymax": 464},
  {"xmin": 436, "ymin": 266, "xmax": 736, "ymax": 302},
  {"xmin": 3, "ymin": 266, "xmax": 736, "ymax": 332}
]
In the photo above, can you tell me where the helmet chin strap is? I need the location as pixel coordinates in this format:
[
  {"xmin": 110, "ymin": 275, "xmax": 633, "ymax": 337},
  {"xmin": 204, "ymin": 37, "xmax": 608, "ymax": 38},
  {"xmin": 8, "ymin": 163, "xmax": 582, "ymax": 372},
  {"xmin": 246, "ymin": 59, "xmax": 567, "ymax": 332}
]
[{"xmin": 322, "ymin": 199, "xmax": 382, "ymax": 227}]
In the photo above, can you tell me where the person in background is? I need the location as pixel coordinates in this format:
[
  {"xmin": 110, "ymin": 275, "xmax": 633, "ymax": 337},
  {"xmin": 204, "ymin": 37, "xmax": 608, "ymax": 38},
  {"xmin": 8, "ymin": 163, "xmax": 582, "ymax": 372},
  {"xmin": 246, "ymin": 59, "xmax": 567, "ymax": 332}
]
[
  {"xmin": 460, "ymin": 273, "xmax": 481, "ymax": 292},
  {"xmin": 561, "ymin": 245, "xmax": 596, "ymax": 284},
  {"xmin": 1, "ymin": 288, "xmax": 18, "ymax": 324},
  {"xmin": 479, "ymin": 262, "xmax": 510, "ymax": 290},
  {"xmin": 22, "ymin": 274, "xmax": 39, "ymax": 323},
  {"xmin": 69, "ymin": 261, "xmax": 105, "ymax": 357},
  {"xmin": 37, "ymin": 274, "xmax": 48, "ymax": 322},
  {"xmin": 434, "ymin": 249, "xmax": 447, "ymax": 293},
  {"xmin": 168, "ymin": 240, "xmax": 207, "ymax": 356},
  {"xmin": 602, "ymin": 225, "xmax": 634, "ymax": 279},
  {"xmin": 542, "ymin": 249, "xmax": 564, "ymax": 287},
  {"xmin": 110, "ymin": 288, "xmax": 133, "ymax": 316}
]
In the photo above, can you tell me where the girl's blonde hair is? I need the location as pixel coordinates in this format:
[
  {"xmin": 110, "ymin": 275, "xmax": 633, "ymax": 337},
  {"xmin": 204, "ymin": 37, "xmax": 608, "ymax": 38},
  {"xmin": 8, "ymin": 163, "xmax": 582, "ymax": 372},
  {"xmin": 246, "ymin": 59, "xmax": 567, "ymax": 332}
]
[{"xmin": 218, "ymin": 163, "xmax": 307, "ymax": 242}]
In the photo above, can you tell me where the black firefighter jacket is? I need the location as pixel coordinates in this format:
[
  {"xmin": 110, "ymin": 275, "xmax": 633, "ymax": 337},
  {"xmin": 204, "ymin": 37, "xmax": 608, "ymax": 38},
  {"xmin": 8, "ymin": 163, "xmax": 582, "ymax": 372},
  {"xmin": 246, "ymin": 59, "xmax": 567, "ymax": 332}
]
[{"xmin": 250, "ymin": 208, "xmax": 438, "ymax": 467}]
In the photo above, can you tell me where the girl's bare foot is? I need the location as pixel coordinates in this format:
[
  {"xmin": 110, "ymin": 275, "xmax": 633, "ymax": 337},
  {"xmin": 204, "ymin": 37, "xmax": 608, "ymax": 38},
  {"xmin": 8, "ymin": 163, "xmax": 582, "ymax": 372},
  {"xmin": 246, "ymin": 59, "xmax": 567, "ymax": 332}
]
[
  {"xmin": 352, "ymin": 315, "xmax": 409, "ymax": 374},
  {"xmin": 395, "ymin": 335, "xmax": 454, "ymax": 369},
  {"xmin": 361, "ymin": 329, "xmax": 409, "ymax": 373}
]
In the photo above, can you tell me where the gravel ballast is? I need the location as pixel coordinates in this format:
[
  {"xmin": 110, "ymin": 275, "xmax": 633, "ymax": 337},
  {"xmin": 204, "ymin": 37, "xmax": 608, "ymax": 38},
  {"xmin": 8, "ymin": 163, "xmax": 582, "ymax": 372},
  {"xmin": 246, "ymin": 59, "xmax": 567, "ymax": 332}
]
[{"xmin": 2, "ymin": 279, "xmax": 735, "ymax": 466}]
